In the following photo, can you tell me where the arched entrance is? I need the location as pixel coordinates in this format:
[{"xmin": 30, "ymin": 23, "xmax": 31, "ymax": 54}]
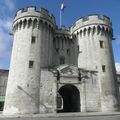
[{"xmin": 57, "ymin": 84, "xmax": 80, "ymax": 113}]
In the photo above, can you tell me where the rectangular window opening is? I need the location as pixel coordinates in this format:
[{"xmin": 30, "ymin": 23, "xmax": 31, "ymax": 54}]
[
  {"xmin": 102, "ymin": 65, "xmax": 106, "ymax": 72},
  {"xmin": 29, "ymin": 61, "xmax": 34, "ymax": 68},
  {"xmin": 100, "ymin": 41, "xmax": 104, "ymax": 48},
  {"xmin": 67, "ymin": 49, "xmax": 70, "ymax": 55},
  {"xmin": 56, "ymin": 48, "xmax": 59, "ymax": 53},
  {"xmin": 31, "ymin": 36, "xmax": 36, "ymax": 44},
  {"xmin": 77, "ymin": 46, "xmax": 79, "ymax": 52},
  {"xmin": 60, "ymin": 57, "xmax": 65, "ymax": 65}
]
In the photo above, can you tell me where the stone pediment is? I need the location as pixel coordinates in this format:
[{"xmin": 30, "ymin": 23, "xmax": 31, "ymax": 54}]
[
  {"xmin": 50, "ymin": 64, "xmax": 98, "ymax": 79},
  {"xmin": 56, "ymin": 64, "xmax": 79, "ymax": 76}
]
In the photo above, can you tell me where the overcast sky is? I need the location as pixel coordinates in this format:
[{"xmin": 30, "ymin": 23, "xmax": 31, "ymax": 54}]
[{"xmin": 0, "ymin": 0, "xmax": 120, "ymax": 72}]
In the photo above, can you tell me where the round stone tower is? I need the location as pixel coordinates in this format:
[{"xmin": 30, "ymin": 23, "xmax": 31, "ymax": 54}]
[
  {"xmin": 71, "ymin": 15, "xmax": 119, "ymax": 111},
  {"xmin": 3, "ymin": 7, "xmax": 55, "ymax": 115}
]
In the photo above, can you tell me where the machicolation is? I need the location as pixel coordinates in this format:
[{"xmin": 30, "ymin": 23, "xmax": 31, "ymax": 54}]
[{"xmin": 3, "ymin": 6, "xmax": 119, "ymax": 115}]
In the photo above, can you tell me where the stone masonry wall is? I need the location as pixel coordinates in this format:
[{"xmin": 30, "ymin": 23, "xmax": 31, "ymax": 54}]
[{"xmin": 39, "ymin": 69, "xmax": 57, "ymax": 113}]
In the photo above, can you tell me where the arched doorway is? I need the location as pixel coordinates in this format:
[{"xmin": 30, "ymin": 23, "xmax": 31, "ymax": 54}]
[{"xmin": 57, "ymin": 84, "xmax": 80, "ymax": 113}]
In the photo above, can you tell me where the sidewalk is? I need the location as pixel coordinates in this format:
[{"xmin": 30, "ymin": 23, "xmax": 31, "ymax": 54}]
[{"xmin": 0, "ymin": 112, "xmax": 120, "ymax": 120}]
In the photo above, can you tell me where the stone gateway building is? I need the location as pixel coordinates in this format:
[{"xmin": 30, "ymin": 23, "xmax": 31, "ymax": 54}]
[{"xmin": 2, "ymin": 7, "xmax": 120, "ymax": 115}]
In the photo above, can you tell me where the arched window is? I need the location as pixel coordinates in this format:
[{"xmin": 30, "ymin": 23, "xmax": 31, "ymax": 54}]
[
  {"xmin": 28, "ymin": 19, "xmax": 32, "ymax": 28},
  {"xmin": 33, "ymin": 19, "xmax": 38, "ymax": 29}
]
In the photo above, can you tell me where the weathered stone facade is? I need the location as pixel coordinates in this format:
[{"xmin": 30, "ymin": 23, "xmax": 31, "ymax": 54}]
[
  {"xmin": 1, "ymin": 7, "xmax": 119, "ymax": 115},
  {"xmin": 1, "ymin": 70, "xmax": 120, "ymax": 112}
]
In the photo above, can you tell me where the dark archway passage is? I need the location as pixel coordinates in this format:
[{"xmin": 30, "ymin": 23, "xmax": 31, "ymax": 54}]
[{"xmin": 58, "ymin": 84, "xmax": 80, "ymax": 113}]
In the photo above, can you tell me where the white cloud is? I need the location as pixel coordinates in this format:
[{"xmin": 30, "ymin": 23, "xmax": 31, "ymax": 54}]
[
  {"xmin": 0, "ymin": 18, "xmax": 12, "ymax": 31},
  {"xmin": 115, "ymin": 63, "xmax": 120, "ymax": 74},
  {"xmin": 4, "ymin": 19, "xmax": 13, "ymax": 31},
  {"xmin": 0, "ymin": 18, "xmax": 13, "ymax": 60},
  {"xmin": 0, "ymin": 0, "xmax": 15, "ymax": 69},
  {"xmin": 0, "ymin": 18, "xmax": 13, "ymax": 35}
]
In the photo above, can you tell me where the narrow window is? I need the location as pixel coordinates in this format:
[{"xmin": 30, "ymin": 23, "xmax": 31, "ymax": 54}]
[
  {"xmin": 62, "ymin": 39, "xmax": 63, "ymax": 49},
  {"xmin": 31, "ymin": 36, "xmax": 36, "ymax": 44},
  {"xmin": 77, "ymin": 45, "xmax": 79, "ymax": 52},
  {"xmin": 60, "ymin": 56, "xmax": 65, "ymax": 65},
  {"xmin": 29, "ymin": 61, "xmax": 34, "ymax": 68},
  {"xmin": 102, "ymin": 65, "xmax": 106, "ymax": 72},
  {"xmin": 56, "ymin": 48, "xmax": 59, "ymax": 53},
  {"xmin": 67, "ymin": 49, "xmax": 70, "ymax": 55},
  {"xmin": 100, "ymin": 41, "xmax": 104, "ymax": 48}
]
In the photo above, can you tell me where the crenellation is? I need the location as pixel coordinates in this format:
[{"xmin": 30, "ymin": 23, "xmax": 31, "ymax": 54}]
[
  {"xmin": 87, "ymin": 15, "xmax": 99, "ymax": 20},
  {"xmin": 16, "ymin": 7, "xmax": 37, "ymax": 16},
  {"xmin": 102, "ymin": 15, "xmax": 110, "ymax": 20},
  {"xmin": 27, "ymin": 6, "xmax": 36, "ymax": 12},
  {"xmin": 40, "ymin": 8, "xmax": 49, "ymax": 16},
  {"xmin": 50, "ymin": 14, "xmax": 56, "ymax": 23},
  {"xmin": 55, "ymin": 29, "xmax": 71, "ymax": 36},
  {"xmin": 14, "ymin": 7, "xmax": 56, "ymax": 27},
  {"xmin": 15, "ymin": 8, "xmax": 24, "ymax": 16},
  {"xmin": 75, "ymin": 17, "xmax": 83, "ymax": 24},
  {"xmin": 83, "ymin": 16, "xmax": 89, "ymax": 21},
  {"xmin": 72, "ymin": 15, "xmax": 112, "ymax": 34},
  {"xmin": 3, "ymin": 6, "xmax": 119, "ymax": 115}
]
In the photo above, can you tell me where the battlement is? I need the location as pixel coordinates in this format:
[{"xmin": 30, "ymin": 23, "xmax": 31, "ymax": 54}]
[
  {"xmin": 15, "ymin": 6, "xmax": 36, "ymax": 16},
  {"xmin": 55, "ymin": 26, "xmax": 71, "ymax": 36},
  {"xmin": 75, "ymin": 14, "xmax": 111, "ymax": 25},
  {"xmin": 71, "ymin": 14, "xmax": 112, "ymax": 33},
  {"xmin": 40, "ymin": 8, "xmax": 49, "ymax": 16},
  {"xmin": 14, "ymin": 7, "xmax": 56, "ymax": 25}
]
